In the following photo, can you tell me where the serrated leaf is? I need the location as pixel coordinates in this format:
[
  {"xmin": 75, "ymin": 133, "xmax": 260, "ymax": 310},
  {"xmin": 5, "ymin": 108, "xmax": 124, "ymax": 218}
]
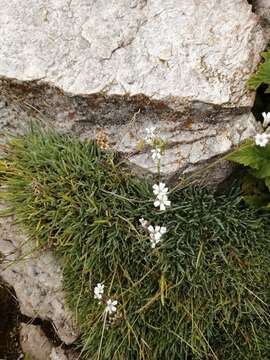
[
  {"xmin": 247, "ymin": 49, "xmax": 270, "ymax": 90},
  {"xmin": 251, "ymin": 160, "xmax": 270, "ymax": 179},
  {"xmin": 226, "ymin": 144, "xmax": 267, "ymax": 169}
]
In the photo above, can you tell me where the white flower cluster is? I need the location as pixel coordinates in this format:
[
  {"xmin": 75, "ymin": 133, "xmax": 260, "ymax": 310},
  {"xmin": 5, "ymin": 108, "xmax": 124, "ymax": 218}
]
[
  {"xmin": 144, "ymin": 126, "xmax": 156, "ymax": 144},
  {"xmin": 255, "ymin": 112, "xmax": 270, "ymax": 147},
  {"xmin": 148, "ymin": 225, "xmax": 167, "ymax": 248},
  {"xmin": 153, "ymin": 182, "xmax": 171, "ymax": 211},
  {"xmin": 144, "ymin": 126, "xmax": 163, "ymax": 163},
  {"xmin": 139, "ymin": 218, "xmax": 167, "ymax": 248},
  {"xmin": 93, "ymin": 283, "xmax": 118, "ymax": 315},
  {"xmin": 151, "ymin": 148, "xmax": 161, "ymax": 161},
  {"xmin": 139, "ymin": 217, "xmax": 148, "ymax": 229},
  {"xmin": 255, "ymin": 133, "xmax": 269, "ymax": 147},
  {"xmin": 138, "ymin": 128, "xmax": 172, "ymax": 249},
  {"xmin": 105, "ymin": 299, "xmax": 118, "ymax": 315},
  {"xmin": 94, "ymin": 283, "xmax": 104, "ymax": 300}
]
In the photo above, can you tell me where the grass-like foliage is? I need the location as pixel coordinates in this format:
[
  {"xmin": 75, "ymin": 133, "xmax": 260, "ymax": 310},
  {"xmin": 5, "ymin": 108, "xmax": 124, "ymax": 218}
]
[{"xmin": 1, "ymin": 130, "xmax": 270, "ymax": 359}]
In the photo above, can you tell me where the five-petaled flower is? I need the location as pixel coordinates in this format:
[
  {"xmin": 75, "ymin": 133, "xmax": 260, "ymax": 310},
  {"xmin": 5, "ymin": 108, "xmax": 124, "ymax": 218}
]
[
  {"xmin": 106, "ymin": 299, "xmax": 118, "ymax": 314},
  {"xmin": 148, "ymin": 225, "xmax": 167, "ymax": 248},
  {"xmin": 144, "ymin": 126, "xmax": 157, "ymax": 144},
  {"xmin": 153, "ymin": 183, "xmax": 168, "ymax": 197},
  {"xmin": 262, "ymin": 112, "xmax": 270, "ymax": 129},
  {"xmin": 153, "ymin": 183, "xmax": 171, "ymax": 211},
  {"xmin": 94, "ymin": 283, "xmax": 104, "ymax": 300},
  {"xmin": 255, "ymin": 133, "xmax": 269, "ymax": 147},
  {"xmin": 154, "ymin": 194, "xmax": 171, "ymax": 211},
  {"xmin": 139, "ymin": 217, "xmax": 148, "ymax": 229},
  {"xmin": 151, "ymin": 148, "xmax": 161, "ymax": 161}
]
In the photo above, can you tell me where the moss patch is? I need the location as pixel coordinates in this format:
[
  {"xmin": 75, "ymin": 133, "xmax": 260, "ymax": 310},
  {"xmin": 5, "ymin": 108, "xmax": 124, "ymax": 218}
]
[{"xmin": 1, "ymin": 130, "xmax": 270, "ymax": 359}]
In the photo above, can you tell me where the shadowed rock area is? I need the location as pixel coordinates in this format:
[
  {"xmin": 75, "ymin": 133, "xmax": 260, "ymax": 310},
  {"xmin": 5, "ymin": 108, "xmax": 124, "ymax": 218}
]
[{"xmin": 0, "ymin": 281, "xmax": 22, "ymax": 360}]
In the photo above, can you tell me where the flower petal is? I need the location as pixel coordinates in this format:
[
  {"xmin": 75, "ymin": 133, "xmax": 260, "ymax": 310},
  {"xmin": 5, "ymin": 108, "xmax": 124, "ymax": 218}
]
[
  {"xmin": 160, "ymin": 227, "xmax": 167, "ymax": 234},
  {"xmin": 160, "ymin": 204, "xmax": 165, "ymax": 211}
]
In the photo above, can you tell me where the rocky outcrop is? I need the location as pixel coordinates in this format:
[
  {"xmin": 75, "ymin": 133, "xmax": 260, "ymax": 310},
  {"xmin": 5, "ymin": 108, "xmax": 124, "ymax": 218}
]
[
  {"xmin": 0, "ymin": 0, "xmax": 268, "ymax": 180},
  {"xmin": 255, "ymin": 0, "xmax": 270, "ymax": 32},
  {"xmin": 20, "ymin": 324, "xmax": 78, "ymax": 360},
  {"xmin": 0, "ymin": 2, "xmax": 269, "ymax": 358},
  {"xmin": 0, "ymin": 0, "xmax": 265, "ymax": 106},
  {"xmin": 0, "ymin": 204, "xmax": 79, "ymax": 345}
]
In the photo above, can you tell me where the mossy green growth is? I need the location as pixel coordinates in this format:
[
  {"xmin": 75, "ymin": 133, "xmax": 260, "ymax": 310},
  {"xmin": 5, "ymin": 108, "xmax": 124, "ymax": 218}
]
[{"xmin": 1, "ymin": 130, "xmax": 270, "ymax": 359}]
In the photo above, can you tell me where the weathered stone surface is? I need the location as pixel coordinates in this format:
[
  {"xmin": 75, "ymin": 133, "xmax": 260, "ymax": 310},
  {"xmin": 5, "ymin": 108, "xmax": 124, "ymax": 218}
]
[
  {"xmin": 20, "ymin": 324, "xmax": 78, "ymax": 360},
  {"xmin": 20, "ymin": 324, "xmax": 53, "ymax": 360},
  {"xmin": 255, "ymin": 0, "xmax": 270, "ymax": 27},
  {"xmin": 0, "ymin": 81, "xmax": 261, "ymax": 181},
  {"xmin": 0, "ymin": 0, "xmax": 267, "ymax": 181},
  {"xmin": 0, "ymin": 0, "xmax": 266, "ymax": 108},
  {"xmin": 256, "ymin": 0, "xmax": 270, "ymax": 7},
  {"xmin": 0, "ymin": 204, "xmax": 79, "ymax": 345}
]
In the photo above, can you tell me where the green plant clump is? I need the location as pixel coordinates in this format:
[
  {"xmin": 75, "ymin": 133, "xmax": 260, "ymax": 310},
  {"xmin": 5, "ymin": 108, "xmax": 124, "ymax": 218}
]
[
  {"xmin": 226, "ymin": 140, "xmax": 270, "ymax": 208},
  {"xmin": 1, "ymin": 130, "xmax": 270, "ymax": 359},
  {"xmin": 247, "ymin": 48, "xmax": 270, "ymax": 92}
]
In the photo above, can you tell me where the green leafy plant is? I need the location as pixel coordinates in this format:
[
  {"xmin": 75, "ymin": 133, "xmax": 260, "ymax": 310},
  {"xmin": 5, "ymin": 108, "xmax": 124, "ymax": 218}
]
[
  {"xmin": 1, "ymin": 130, "xmax": 270, "ymax": 359},
  {"xmin": 247, "ymin": 48, "xmax": 270, "ymax": 92},
  {"xmin": 226, "ymin": 139, "xmax": 270, "ymax": 207}
]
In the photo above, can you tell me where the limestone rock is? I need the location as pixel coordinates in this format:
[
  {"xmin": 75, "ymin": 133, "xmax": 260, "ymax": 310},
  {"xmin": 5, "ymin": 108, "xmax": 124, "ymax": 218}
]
[
  {"xmin": 0, "ymin": 1, "xmax": 268, "ymax": 181},
  {"xmin": 20, "ymin": 324, "xmax": 78, "ymax": 360},
  {"xmin": 20, "ymin": 324, "xmax": 53, "ymax": 360},
  {"xmin": 0, "ymin": 204, "xmax": 79, "ymax": 345},
  {"xmin": 0, "ymin": 0, "xmax": 266, "ymax": 108},
  {"xmin": 255, "ymin": 0, "xmax": 270, "ymax": 27},
  {"xmin": 256, "ymin": 0, "xmax": 270, "ymax": 7},
  {"xmin": 0, "ymin": 81, "xmax": 260, "ymax": 183}
]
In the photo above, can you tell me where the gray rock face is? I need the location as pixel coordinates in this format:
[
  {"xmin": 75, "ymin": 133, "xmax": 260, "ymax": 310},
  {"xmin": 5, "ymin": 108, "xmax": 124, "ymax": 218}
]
[
  {"xmin": 255, "ymin": 0, "xmax": 270, "ymax": 26},
  {"xmin": 0, "ymin": 204, "xmax": 79, "ymax": 345},
  {"xmin": 0, "ymin": 83, "xmax": 259, "ymax": 180},
  {"xmin": 0, "ymin": 1, "xmax": 267, "ymax": 180},
  {"xmin": 20, "ymin": 324, "xmax": 53, "ymax": 360},
  {"xmin": 0, "ymin": 0, "xmax": 266, "ymax": 108},
  {"xmin": 20, "ymin": 324, "xmax": 78, "ymax": 360},
  {"xmin": 256, "ymin": 0, "xmax": 270, "ymax": 7}
]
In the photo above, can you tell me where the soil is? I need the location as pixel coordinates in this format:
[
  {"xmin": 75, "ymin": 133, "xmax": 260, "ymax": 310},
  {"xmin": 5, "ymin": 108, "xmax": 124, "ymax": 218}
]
[
  {"xmin": 0, "ymin": 279, "xmax": 74, "ymax": 360},
  {"xmin": 0, "ymin": 281, "xmax": 23, "ymax": 360}
]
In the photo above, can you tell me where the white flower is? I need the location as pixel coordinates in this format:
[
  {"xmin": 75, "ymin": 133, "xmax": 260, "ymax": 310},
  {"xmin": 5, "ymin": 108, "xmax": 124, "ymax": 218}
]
[
  {"xmin": 144, "ymin": 126, "xmax": 156, "ymax": 144},
  {"xmin": 154, "ymin": 194, "xmax": 171, "ymax": 211},
  {"xmin": 139, "ymin": 217, "xmax": 148, "ymax": 229},
  {"xmin": 151, "ymin": 148, "xmax": 161, "ymax": 161},
  {"xmin": 148, "ymin": 225, "xmax": 167, "ymax": 248},
  {"xmin": 106, "ymin": 299, "xmax": 118, "ymax": 314},
  {"xmin": 153, "ymin": 182, "xmax": 168, "ymax": 197},
  {"xmin": 94, "ymin": 283, "xmax": 104, "ymax": 300},
  {"xmin": 262, "ymin": 112, "xmax": 270, "ymax": 128},
  {"xmin": 255, "ymin": 133, "xmax": 269, "ymax": 147}
]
